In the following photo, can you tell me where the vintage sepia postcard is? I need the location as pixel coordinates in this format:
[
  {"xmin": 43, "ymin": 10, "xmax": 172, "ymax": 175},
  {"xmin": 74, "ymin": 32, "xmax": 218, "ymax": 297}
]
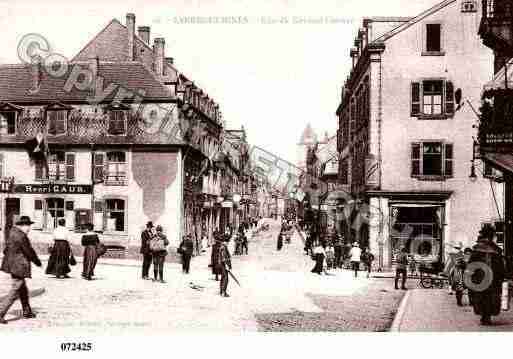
[{"xmin": 0, "ymin": 0, "xmax": 512, "ymax": 356}]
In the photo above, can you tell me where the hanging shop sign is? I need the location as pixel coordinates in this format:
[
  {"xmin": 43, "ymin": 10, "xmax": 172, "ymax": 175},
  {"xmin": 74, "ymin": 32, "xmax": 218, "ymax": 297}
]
[
  {"xmin": 365, "ymin": 154, "xmax": 380, "ymax": 189},
  {"xmin": 221, "ymin": 201, "xmax": 233, "ymax": 208},
  {"xmin": 14, "ymin": 183, "xmax": 93, "ymax": 194}
]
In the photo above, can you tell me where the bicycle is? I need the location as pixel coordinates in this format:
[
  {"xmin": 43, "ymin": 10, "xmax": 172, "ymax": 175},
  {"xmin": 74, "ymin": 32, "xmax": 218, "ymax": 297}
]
[{"xmin": 418, "ymin": 263, "xmax": 449, "ymax": 289}]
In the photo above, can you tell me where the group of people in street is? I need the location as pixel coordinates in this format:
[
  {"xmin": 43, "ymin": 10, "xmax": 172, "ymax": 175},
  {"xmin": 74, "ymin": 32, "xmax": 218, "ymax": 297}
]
[
  {"xmin": 45, "ymin": 219, "xmax": 105, "ymax": 281},
  {"xmin": 140, "ymin": 221, "xmax": 171, "ymax": 283},
  {"xmin": 303, "ymin": 226, "xmax": 375, "ymax": 278}
]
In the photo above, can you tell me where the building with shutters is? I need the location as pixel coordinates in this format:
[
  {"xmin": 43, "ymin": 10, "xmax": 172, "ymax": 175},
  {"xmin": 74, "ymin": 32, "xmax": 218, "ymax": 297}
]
[
  {"xmin": 0, "ymin": 12, "xmax": 259, "ymax": 256},
  {"xmin": 335, "ymin": 0, "xmax": 502, "ymax": 268}
]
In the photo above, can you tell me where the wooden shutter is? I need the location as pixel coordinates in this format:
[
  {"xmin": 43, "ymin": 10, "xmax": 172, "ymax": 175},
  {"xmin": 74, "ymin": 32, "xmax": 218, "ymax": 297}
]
[
  {"xmin": 411, "ymin": 143, "xmax": 421, "ymax": 176},
  {"xmin": 444, "ymin": 143, "xmax": 453, "ymax": 177},
  {"xmin": 47, "ymin": 111, "xmax": 56, "ymax": 135},
  {"xmin": 93, "ymin": 152, "xmax": 105, "ymax": 183},
  {"xmin": 93, "ymin": 201, "xmax": 104, "ymax": 232},
  {"xmin": 411, "ymin": 82, "xmax": 421, "ymax": 116},
  {"xmin": 35, "ymin": 161, "xmax": 44, "ymax": 180},
  {"xmin": 65, "ymin": 153, "xmax": 75, "ymax": 181},
  {"xmin": 445, "ymin": 81, "xmax": 454, "ymax": 115}
]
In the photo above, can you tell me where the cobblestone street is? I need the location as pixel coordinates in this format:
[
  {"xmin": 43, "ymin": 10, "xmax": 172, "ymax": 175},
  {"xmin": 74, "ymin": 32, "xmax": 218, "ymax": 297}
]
[{"xmin": 0, "ymin": 220, "xmax": 404, "ymax": 333}]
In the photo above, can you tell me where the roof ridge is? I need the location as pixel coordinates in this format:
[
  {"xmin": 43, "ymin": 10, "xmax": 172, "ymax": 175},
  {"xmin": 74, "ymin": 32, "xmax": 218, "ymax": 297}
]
[
  {"xmin": 71, "ymin": 18, "xmax": 121, "ymax": 62},
  {"xmin": 371, "ymin": 0, "xmax": 456, "ymax": 44}
]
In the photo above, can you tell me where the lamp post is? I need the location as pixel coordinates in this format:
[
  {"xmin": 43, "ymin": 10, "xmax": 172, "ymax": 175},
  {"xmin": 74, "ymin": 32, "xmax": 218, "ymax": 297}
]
[{"xmin": 469, "ymin": 137, "xmax": 478, "ymax": 182}]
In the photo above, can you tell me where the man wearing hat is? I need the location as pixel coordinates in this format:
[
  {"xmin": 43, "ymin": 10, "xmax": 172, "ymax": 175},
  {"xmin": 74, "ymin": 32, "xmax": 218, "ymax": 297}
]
[
  {"xmin": 0, "ymin": 216, "xmax": 42, "ymax": 324},
  {"xmin": 214, "ymin": 234, "xmax": 232, "ymax": 297},
  {"xmin": 140, "ymin": 221, "xmax": 154, "ymax": 280},
  {"xmin": 210, "ymin": 231, "xmax": 222, "ymax": 281}
]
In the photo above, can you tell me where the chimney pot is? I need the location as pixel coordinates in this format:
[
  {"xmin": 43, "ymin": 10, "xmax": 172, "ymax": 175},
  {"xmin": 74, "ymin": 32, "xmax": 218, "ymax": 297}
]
[
  {"xmin": 138, "ymin": 26, "xmax": 150, "ymax": 45},
  {"xmin": 154, "ymin": 38, "xmax": 165, "ymax": 76},
  {"xmin": 126, "ymin": 13, "xmax": 136, "ymax": 61}
]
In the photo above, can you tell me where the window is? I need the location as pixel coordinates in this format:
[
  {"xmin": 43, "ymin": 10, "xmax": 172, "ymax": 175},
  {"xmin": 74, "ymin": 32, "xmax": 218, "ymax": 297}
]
[
  {"xmin": 106, "ymin": 152, "xmax": 127, "ymax": 184},
  {"xmin": 426, "ymin": 24, "xmax": 441, "ymax": 52},
  {"xmin": 108, "ymin": 110, "xmax": 127, "ymax": 135},
  {"xmin": 0, "ymin": 153, "xmax": 3, "ymax": 177},
  {"xmin": 37, "ymin": 151, "xmax": 75, "ymax": 181},
  {"xmin": 93, "ymin": 151, "xmax": 127, "ymax": 185},
  {"xmin": 105, "ymin": 198, "xmax": 126, "ymax": 232},
  {"xmin": 45, "ymin": 198, "xmax": 65, "ymax": 230},
  {"xmin": 46, "ymin": 110, "xmax": 67, "ymax": 135},
  {"xmin": 0, "ymin": 111, "xmax": 16, "ymax": 135},
  {"xmin": 411, "ymin": 80, "xmax": 454, "ymax": 118},
  {"xmin": 411, "ymin": 142, "xmax": 453, "ymax": 178}
]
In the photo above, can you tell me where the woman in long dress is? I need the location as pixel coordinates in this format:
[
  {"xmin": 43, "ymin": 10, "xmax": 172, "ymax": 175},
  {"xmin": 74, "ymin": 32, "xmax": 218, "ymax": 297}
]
[
  {"xmin": 45, "ymin": 218, "xmax": 72, "ymax": 278},
  {"xmin": 311, "ymin": 242, "xmax": 326, "ymax": 275},
  {"xmin": 81, "ymin": 223, "xmax": 100, "ymax": 280}
]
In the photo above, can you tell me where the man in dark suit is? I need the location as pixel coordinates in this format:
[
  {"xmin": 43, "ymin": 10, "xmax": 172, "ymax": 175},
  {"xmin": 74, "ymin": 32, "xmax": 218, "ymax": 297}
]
[
  {"xmin": 0, "ymin": 216, "xmax": 42, "ymax": 324},
  {"xmin": 140, "ymin": 222, "xmax": 154, "ymax": 280}
]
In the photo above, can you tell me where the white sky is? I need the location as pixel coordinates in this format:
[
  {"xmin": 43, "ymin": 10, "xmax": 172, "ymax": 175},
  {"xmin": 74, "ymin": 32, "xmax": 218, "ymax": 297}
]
[{"xmin": 0, "ymin": 0, "xmax": 442, "ymax": 163}]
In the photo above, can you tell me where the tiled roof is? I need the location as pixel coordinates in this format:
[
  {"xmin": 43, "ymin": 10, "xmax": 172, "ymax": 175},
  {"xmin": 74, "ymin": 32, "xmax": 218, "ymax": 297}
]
[{"xmin": 0, "ymin": 61, "xmax": 173, "ymax": 104}]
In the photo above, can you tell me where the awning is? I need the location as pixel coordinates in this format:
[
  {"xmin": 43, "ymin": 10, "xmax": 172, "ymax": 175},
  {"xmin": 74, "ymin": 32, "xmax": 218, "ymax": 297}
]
[
  {"xmin": 481, "ymin": 152, "xmax": 513, "ymax": 175},
  {"xmin": 483, "ymin": 59, "xmax": 513, "ymax": 91}
]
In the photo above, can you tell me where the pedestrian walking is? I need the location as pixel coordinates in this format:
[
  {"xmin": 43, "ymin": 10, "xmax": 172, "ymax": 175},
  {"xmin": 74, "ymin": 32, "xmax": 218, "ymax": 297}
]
[
  {"xmin": 210, "ymin": 232, "xmax": 222, "ymax": 281},
  {"xmin": 178, "ymin": 234, "xmax": 194, "ymax": 274},
  {"xmin": 241, "ymin": 231, "xmax": 248, "ymax": 255},
  {"xmin": 215, "ymin": 235, "xmax": 232, "ymax": 297},
  {"xmin": 81, "ymin": 223, "xmax": 100, "ymax": 280},
  {"xmin": 452, "ymin": 254, "xmax": 467, "ymax": 306},
  {"xmin": 150, "ymin": 225, "xmax": 169, "ymax": 283},
  {"xmin": 468, "ymin": 224, "xmax": 506, "ymax": 326},
  {"xmin": 45, "ymin": 218, "xmax": 74, "ymax": 279},
  {"xmin": 361, "ymin": 247, "xmax": 375, "ymax": 278},
  {"xmin": 350, "ymin": 242, "xmax": 362, "ymax": 278},
  {"xmin": 325, "ymin": 244, "xmax": 335, "ymax": 271},
  {"xmin": 140, "ymin": 221, "xmax": 154, "ymax": 280},
  {"xmin": 277, "ymin": 230, "xmax": 284, "ymax": 251},
  {"xmin": 395, "ymin": 247, "xmax": 409, "ymax": 290},
  {"xmin": 0, "ymin": 216, "xmax": 42, "ymax": 324},
  {"xmin": 334, "ymin": 233, "xmax": 343, "ymax": 269},
  {"xmin": 311, "ymin": 242, "xmax": 326, "ymax": 275}
]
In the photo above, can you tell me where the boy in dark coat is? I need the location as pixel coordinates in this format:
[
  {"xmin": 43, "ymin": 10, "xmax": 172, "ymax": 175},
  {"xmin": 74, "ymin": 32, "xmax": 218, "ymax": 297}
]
[
  {"xmin": 210, "ymin": 233, "xmax": 222, "ymax": 281},
  {"xmin": 0, "ymin": 216, "xmax": 42, "ymax": 324},
  {"xmin": 179, "ymin": 234, "xmax": 194, "ymax": 274}
]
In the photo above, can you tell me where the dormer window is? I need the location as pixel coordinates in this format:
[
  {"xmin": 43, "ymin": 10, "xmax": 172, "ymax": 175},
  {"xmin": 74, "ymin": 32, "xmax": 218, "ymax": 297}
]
[
  {"xmin": 47, "ymin": 110, "xmax": 68, "ymax": 135},
  {"xmin": 45, "ymin": 102, "xmax": 72, "ymax": 136},
  {"xmin": 107, "ymin": 103, "xmax": 129, "ymax": 136},
  {"xmin": 0, "ymin": 102, "xmax": 23, "ymax": 135}
]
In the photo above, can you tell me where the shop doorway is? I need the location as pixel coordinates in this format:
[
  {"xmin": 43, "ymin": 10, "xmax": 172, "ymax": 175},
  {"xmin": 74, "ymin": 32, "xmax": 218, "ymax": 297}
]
[
  {"xmin": 4, "ymin": 198, "xmax": 20, "ymax": 237},
  {"xmin": 389, "ymin": 204, "xmax": 444, "ymax": 266}
]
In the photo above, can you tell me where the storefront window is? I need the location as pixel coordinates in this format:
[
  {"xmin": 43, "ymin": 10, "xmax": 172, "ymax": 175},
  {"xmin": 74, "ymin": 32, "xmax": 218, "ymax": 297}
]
[
  {"xmin": 105, "ymin": 198, "xmax": 125, "ymax": 232},
  {"xmin": 390, "ymin": 205, "xmax": 443, "ymax": 264}
]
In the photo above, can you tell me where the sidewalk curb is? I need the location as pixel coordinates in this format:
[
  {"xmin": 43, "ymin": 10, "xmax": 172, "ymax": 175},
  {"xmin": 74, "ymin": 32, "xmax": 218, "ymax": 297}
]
[
  {"xmin": 0, "ymin": 287, "xmax": 45, "ymax": 303},
  {"xmin": 389, "ymin": 289, "xmax": 411, "ymax": 332}
]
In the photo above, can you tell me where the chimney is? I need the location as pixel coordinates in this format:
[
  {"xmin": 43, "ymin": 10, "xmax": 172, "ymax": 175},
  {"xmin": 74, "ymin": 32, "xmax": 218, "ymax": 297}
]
[
  {"xmin": 154, "ymin": 37, "xmax": 165, "ymax": 76},
  {"xmin": 29, "ymin": 60, "xmax": 42, "ymax": 94},
  {"xmin": 88, "ymin": 57, "xmax": 99, "ymax": 90},
  {"xmin": 165, "ymin": 57, "xmax": 174, "ymax": 65},
  {"xmin": 138, "ymin": 26, "xmax": 150, "ymax": 45},
  {"xmin": 126, "ymin": 13, "xmax": 136, "ymax": 60}
]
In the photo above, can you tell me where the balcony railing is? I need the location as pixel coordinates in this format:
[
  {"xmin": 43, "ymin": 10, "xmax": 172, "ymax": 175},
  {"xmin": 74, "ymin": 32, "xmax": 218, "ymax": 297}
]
[
  {"xmin": 483, "ymin": 0, "xmax": 513, "ymax": 20},
  {"xmin": 478, "ymin": 88, "xmax": 513, "ymax": 149},
  {"xmin": 480, "ymin": 0, "xmax": 513, "ymax": 50}
]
